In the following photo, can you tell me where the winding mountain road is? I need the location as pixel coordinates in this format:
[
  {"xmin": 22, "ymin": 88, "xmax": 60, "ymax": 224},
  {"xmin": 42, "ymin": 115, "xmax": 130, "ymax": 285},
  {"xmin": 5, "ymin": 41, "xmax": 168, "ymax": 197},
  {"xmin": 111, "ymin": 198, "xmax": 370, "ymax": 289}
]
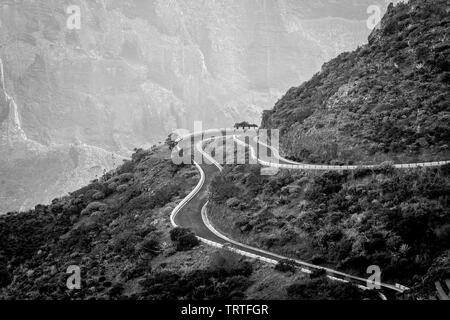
[
  {"xmin": 235, "ymin": 134, "xmax": 450, "ymax": 170},
  {"xmin": 170, "ymin": 129, "xmax": 449, "ymax": 295}
]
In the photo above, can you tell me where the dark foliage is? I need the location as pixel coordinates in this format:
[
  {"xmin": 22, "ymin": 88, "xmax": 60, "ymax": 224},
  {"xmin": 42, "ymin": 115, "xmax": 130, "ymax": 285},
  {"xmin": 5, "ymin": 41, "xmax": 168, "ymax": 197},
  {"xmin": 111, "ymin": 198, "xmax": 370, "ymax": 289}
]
[
  {"xmin": 170, "ymin": 227, "xmax": 200, "ymax": 251},
  {"xmin": 209, "ymin": 163, "xmax": 450, "ymax": 290},
  {"xmin": 286, "ymin": 277, "xmax": 379, "ymax": 300},
  {"xmin": 275, "ymin": 259, "xmax": 297, "ymax": 273},
  {"xmin": 141, "ymin": 250, "xmax": 253, "ymax": 300},
  {"xmin": 0, "ymin": 257, "xmax": 12, "ymax": 288},
  {"xmin": 0, "ymin": 148, "xmax": 201, "ymax": 299}
]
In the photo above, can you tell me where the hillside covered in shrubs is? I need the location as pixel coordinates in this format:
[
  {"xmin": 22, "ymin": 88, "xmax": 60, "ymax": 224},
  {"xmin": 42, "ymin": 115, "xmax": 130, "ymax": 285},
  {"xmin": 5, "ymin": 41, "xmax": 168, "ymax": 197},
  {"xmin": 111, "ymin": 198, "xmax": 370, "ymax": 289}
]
[
  {"xmin": 262, "ymin": 0, "xmax": 450, "ymax": 165},
  {"xmin": 207, "ymin": 163, "xmax": 450, "ymax": 299},
  {"xmin": 0, "ymin": 145, "xmax": 269, "ymax": 300},
  {"xmin": 0, "ymin": 146, "xmax": 206, "ymax": 299},
  {"xmin": 0, "ymin": 145, "xmax": 365, "ymax": 300}
]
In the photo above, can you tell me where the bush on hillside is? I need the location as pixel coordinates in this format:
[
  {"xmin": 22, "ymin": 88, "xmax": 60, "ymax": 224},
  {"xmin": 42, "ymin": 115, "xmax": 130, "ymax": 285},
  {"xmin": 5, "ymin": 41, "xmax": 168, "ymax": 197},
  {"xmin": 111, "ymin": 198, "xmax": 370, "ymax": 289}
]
[
  {"xmin": 0, "ymin": 257, "xmax": 11, "ymax": 288},
  {"xmin": 136, "ymin": 233, "xmax": 161, "ymax": 256},
  {"xmin": 275, "ymin": 259, "xmax": 297, "ymax": 273},
  {"xmin": 170, "ymin": 228, "xmax": 199, "ymax": 251},
  {"xmin": 80, "ymin": 202, "xmax": 107, "ymax": 216},
  {"xmin": 286, "ymin": 278, "xmax": 378, "ymax": 300},
  {"xmin": 210, "ymin": 174, "xmax": 240, "ymax": 203}
]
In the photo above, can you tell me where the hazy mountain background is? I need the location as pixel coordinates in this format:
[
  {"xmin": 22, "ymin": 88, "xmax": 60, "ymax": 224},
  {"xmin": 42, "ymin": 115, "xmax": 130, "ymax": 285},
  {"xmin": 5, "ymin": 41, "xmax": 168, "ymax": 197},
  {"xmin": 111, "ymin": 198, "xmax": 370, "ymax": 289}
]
[{"xmin": 0, "ymin": 0, "xmax": 391, "ymax": 213}]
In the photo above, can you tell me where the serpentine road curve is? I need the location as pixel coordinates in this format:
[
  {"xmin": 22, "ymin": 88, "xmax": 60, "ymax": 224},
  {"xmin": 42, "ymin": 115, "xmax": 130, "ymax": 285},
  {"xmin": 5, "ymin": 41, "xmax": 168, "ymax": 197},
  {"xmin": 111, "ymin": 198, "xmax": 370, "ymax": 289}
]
[
  {"xmin": 170, "ymin": 130, "xmax": 449, "ymax": 295},
  {"xmin": 235, "ymin": 135, "xmax": 450, "ymax": 170}
]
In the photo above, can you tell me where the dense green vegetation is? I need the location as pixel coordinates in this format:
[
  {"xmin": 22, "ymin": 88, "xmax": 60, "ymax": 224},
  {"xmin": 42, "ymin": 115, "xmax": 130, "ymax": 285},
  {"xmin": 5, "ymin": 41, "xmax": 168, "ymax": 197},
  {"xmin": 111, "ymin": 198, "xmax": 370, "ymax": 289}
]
[
  {"xmin": 208, "ymin": 163, "xmax": 450, "ymax": 298},
  {"xmin": 262, "ymin": 0, "xmax": 450, "ymax": 164}
]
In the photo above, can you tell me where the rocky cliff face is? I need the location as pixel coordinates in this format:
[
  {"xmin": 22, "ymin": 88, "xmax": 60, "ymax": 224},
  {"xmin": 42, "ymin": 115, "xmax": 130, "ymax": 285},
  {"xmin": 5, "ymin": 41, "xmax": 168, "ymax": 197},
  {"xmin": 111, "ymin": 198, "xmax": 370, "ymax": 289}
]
[
  {"xmin": 262, "ymin": 0, "xmax": 450, "ymax": 165},
  {"xmin": 0, "ymin": 59, "xmax": 121, "ymax": 214},
  {"xmin": 0, "ymin": 59, "xmax": 27, "ymax": 144},
  {"xmin": 0, "ymin": 0, "xmax": 386, "ymax": 147},
  {"xmin": 0, "ymin": 0, "xmax": 384, "ymax": 213}
]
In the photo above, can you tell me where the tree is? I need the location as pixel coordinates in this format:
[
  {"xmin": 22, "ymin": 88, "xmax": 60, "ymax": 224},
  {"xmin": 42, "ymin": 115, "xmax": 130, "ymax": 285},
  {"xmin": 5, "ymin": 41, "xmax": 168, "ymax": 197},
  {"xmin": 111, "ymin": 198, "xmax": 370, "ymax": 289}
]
[
  {"xmin": 170, "ymin": 228, "xmax": 199, "ymax": 251},
  {"xmin": 165, "ymin": 134, "xmax": 177, "ymax": 151},
  {"xmin": 234, "ymin": 122, "xmax": 258, "ymax": 130},
  {"xmin": 275, "ymin": 259, "xmax": 297, "ymax": 273}
]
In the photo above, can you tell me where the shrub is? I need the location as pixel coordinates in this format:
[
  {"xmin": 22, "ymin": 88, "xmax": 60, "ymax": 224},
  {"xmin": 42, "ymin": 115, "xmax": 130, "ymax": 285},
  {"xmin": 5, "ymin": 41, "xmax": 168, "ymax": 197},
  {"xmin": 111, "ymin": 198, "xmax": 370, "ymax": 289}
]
[
  {"xmin": 311, "ymin": 254, "xmax": 327, "ymax": 265},
  {"xmin": 141, "ymin": 267, "xmax": 253, "ymax": 300},
  {"xmin": 310, "ymin": 268, "xmax": 327, "ymax": 279},
  {"xmin": 376, "ymin": 161, "xmax": 395, "ymax": 174},
  {"xmin": 0, "ymin": 269, "xmax": 11, "ymax": 288},
  {"xmin": 223, "ymin": 275, "xmax": 253, "ymax": 298},
  {"xmin": 122, "ymin": 259, "xmax": 152, "ymax": 280},
  {"xmin": 92, "ymin": 191, "xmax": 105, "ymax": 200},
  {"xmin": 116, "ymin": 173, "xmax": 134, "ymax": 184},
  {"xmin": 112, "ymin": 231, "xmax": 141, "ymax": 255},
  {"xmin": 415, "ymin": 45, "xmax": 431, "ymax": 62},
  {"xmin": 0, "ymin": 258, "xmax": 11, "ymax": 288},
  {"xmin": 353, "ymin": 167, "xmax": 373, "ymax": 179},
  {"xmin": 210, "ymin": 250, "xmax": 253, "ymax": 279},
  {"xmin": 305, "ymin": 171, "xmax": 346, "ymax": 202},
  {"xmin": 295, "ymin": 108, "xmax": 314, "ymax": 124},
  {"xmin": 132, "ymin": 149, "xmax": 147, "ymax": 163},
  {"xmin": 170, "ymin": 228, "xmax": 199, "ymax": 251},
  {"xmin": 437, "ymin": 72, "xmax": 450, "ymax": 84},
  {"xmin": 108, "ymin": 283, "xmax": 124, "ymax": 298},
  {"xmin": 137, "ymin": 233, "xmax": 161, "ymax": 256},
  {"xmin": 152, "ymin": 184, "xmax": 181, "ymax": 207},
  {"xmin": 80, "ymin": 202, "xmax": 107, "ymax": 216},
  {"xmin": 275, "ymin": 259, "xmax": 297, "ymax": 273},
  {"xmin": 226, "ymin": 197, "xmax": 241, "ymax": 208},
  {"xmin": 286, "ymin": 278, "xmax": 374, "ymax": 300},
  {"xmin": 107, "ymin": 182, "xmax": 118, "ymax": 191},
  {"xmin": 210, "ymin": 174, "xmax": 239, "ymax": 203},
  {"xmin": 116, "ymin": 184, "xmax": 129, "ymax": 193},
  {"xmin": 165, "ymin": 135, "xmax": 177, "ymax": 151},
  {"xmin": 209, "ymin": 249, "xmax": 241, "ymax": 273},
  {"xmin": 118, "ymin": 160, "xmax": 134, "ymax": 174},
  {"xmin": 441, "ymin": 163, "xmax": 450, "ymax": 176}
]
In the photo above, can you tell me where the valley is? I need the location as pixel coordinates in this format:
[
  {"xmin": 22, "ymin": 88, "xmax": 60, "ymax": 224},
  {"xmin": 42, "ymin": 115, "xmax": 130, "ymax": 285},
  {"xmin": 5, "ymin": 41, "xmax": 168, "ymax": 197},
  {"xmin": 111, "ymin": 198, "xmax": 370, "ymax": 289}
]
[{"xmin": 0, "ymin": 0, "xmax": 386, "ymax": 214}]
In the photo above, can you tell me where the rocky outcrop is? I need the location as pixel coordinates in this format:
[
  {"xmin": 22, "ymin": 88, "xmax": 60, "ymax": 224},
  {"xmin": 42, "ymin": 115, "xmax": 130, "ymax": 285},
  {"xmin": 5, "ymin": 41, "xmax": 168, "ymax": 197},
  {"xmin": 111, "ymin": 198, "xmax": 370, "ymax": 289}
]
[{"xmin": 0, "ymin": 58, "xmax": 121, "ymax": 214}]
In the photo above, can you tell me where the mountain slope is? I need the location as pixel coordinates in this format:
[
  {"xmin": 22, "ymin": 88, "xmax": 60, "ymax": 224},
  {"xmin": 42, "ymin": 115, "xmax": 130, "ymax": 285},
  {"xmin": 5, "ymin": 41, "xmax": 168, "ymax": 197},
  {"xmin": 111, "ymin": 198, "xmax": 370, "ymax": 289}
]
[
  {"xmin": 0, "ymin": 145, "xmax": 373, "ymax": 300},
  {"xmin": 262, "ymin": 0, "xmax": 450, "ymax": 165}
]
